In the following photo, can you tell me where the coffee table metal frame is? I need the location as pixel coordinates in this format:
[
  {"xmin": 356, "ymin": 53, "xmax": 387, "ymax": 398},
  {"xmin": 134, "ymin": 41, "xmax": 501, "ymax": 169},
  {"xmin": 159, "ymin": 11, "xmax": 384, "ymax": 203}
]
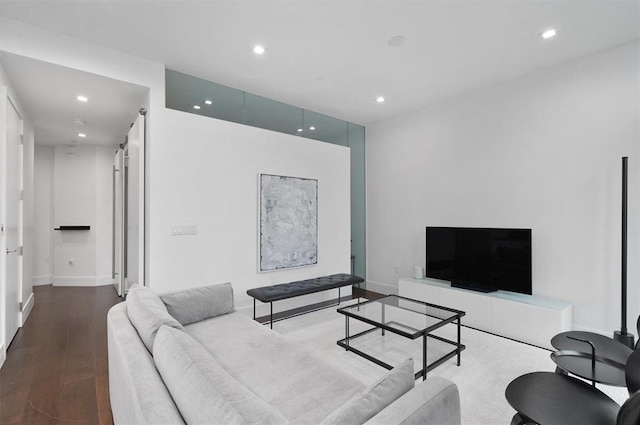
[{"xmin": 337, "ymin": 295, "xmax": 465, "ymax": 381}]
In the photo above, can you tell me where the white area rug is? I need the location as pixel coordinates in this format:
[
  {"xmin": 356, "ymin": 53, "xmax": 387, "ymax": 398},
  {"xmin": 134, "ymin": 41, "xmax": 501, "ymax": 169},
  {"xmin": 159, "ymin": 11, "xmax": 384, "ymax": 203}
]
[{"xmin": 274, "ymin": 300, "xmax": 629, "ymax": 425}]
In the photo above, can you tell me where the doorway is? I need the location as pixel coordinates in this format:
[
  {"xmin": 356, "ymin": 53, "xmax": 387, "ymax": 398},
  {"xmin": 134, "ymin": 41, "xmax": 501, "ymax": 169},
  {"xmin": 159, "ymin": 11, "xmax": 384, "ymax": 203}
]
[{"xmin": 0, "ymin": 52, "xmax": 149, "ymax": 367}]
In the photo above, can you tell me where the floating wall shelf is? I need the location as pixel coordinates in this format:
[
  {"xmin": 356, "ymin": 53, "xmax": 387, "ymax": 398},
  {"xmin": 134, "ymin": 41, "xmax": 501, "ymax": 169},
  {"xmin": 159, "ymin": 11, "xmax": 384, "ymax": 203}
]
[{"xmin": 54, "ymin": 225, "xmax": 91, "ymax": 231}]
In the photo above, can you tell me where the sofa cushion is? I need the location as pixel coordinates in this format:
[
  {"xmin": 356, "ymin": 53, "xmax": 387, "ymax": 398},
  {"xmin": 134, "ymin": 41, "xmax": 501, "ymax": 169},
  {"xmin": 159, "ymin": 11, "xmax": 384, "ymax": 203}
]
[
  {"xmin": 185, "ymin": 311, "xmax": 366, "ymax": 423},
  {"xmin": 153, "ymin": 326, "xmax": 288, "ymax": 425},
  {"xmin": 160, "ymin": 282, "xmax": 234, "ymax": 325},
  {"xmin": 126, "ymin": 285, "xmax": 184, "ymax": 354},
  {"xmin": 320, "ymin": 358, "xmax": 415, "ymax": 425}
]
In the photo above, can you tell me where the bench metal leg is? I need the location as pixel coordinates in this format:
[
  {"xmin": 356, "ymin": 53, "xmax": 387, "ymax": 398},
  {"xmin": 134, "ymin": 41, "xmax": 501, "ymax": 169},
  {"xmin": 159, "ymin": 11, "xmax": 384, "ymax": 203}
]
[
  {"xmin": 253, "ymin": 298, "xmax": 256, "ymax": 320},
  {"xmin": 270, "ymin": 302, "xmax": 273, "ymax": 329},
  {"xmin": 345, "ymin": 316, "xmax": 350, "ymax": 349}
]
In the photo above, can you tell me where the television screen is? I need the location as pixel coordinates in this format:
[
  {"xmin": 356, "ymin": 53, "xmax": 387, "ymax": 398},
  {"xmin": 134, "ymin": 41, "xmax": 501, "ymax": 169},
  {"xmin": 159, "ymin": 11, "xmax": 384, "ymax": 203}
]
[{"xmin": 425, "ymin": 227, "xmax": 532, "ymax": 295}]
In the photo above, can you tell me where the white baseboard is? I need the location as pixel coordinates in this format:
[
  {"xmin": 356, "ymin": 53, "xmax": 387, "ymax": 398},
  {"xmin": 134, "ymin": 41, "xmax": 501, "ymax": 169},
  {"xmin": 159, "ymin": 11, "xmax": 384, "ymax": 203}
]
[
  {"xmin": 21, "ymin": 292, "xmax": 34, "ymax": 325},
  {"xmin": 53, "ymin": 275, "xmax": 114, "ymax": 287},
  {"xmin": 365, "ymin": 279, "xmax": 398, "ymax": 295},
  {"xmin": 571, "ymin": 324, "xmax": 617, "ymax": 337},
  {"xmin": 0, "ymin": 343, "xmax": 5, "ymax": 369},
  {"xmin": 33, "ymin": 275, "xmax": 52, "ymax": 286},
  {"xmin": 96, "ymin": 275, "xmax": 115, "ymax": 286}
]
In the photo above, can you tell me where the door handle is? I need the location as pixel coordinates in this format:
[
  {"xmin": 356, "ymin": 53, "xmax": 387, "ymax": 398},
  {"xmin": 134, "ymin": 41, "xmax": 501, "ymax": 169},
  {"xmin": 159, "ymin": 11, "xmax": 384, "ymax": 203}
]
[{"xmin": 6, "ymin": 249, "xmax": 17, "ymax": 254}]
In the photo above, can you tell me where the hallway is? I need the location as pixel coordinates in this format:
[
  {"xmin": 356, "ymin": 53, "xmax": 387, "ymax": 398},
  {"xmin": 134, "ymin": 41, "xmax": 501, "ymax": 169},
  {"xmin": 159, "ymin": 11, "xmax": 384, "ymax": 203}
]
[{"xmin": 0, "ymin": 285, "xmax": 121, "ymax": 424}]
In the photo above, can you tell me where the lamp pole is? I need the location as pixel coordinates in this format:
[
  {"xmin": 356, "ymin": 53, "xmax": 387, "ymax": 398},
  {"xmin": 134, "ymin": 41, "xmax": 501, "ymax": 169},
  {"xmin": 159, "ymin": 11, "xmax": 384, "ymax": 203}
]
[{"xmin": 614, "ymin": 156, "xmax": 634, "ymax": 349}]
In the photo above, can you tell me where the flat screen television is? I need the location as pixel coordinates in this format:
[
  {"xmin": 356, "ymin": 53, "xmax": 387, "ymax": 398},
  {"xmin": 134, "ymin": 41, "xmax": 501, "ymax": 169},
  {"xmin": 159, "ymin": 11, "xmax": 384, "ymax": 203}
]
[{"xmin": 425, "ymin": 227, "xmax": 532, "ymax": 295}]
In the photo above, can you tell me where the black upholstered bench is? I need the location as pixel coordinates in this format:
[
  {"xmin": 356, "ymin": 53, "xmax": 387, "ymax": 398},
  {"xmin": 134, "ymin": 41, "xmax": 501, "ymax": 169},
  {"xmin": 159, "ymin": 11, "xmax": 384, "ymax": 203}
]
[{"xmin": 247, "ymin": 273, "xmax": 365, "ymax": 328}]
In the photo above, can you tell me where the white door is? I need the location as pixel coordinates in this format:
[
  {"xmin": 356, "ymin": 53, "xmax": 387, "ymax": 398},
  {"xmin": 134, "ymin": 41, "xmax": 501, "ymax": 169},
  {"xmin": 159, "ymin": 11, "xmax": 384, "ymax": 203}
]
[
  {"xmin": 3, "ymin": 95, "xmax": 22, "ymax": 347},
  {"xmin": 113, "ymin": 149, "xmax": 125, "ymax": 296},
  {"xmin": 125, "ymin": 112, "xmax": 145, "ymax": 291}
]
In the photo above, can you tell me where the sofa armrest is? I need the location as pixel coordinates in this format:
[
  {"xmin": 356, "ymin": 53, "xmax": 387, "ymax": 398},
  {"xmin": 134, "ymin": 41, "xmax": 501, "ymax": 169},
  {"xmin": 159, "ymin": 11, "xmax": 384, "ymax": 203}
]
[
  {"xmin": 107, "ymin": 303, "xmax": 185, "ymax": 425},
  {"xmin": 364, "ymin": 376, "xmax": 460, "ymax": 425}
]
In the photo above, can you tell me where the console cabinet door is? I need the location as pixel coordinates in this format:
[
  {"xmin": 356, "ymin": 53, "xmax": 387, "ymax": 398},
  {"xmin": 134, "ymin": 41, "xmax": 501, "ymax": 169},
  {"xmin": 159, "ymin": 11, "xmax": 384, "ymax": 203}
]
[
  {"xmin": 399, "ymin": 279, "xmax": 440, "ymax": 304},
  {"xmin": 439, "ymin": 289, "xmax": 492, "ymax": 332}
]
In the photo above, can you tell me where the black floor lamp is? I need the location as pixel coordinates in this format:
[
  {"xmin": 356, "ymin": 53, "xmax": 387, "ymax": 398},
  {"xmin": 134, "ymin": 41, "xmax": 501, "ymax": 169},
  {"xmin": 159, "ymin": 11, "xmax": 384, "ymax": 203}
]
[{"xmin": 614, "ymin": 156, "xmax": 635, "ymax": 349}]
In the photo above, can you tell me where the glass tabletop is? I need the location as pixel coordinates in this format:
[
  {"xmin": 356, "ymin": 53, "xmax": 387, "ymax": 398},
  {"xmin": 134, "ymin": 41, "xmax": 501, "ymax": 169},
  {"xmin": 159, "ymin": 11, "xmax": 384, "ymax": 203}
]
[{"xmin": 337, "ymin": 295, "xmax": 465, "ymax": 339}]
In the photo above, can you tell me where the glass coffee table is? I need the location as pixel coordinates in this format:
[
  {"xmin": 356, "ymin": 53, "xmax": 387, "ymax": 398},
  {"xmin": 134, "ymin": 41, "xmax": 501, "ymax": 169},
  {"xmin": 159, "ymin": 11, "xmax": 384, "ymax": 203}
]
[{"xmin": 337, "ymin": 295, "xmax": 465, "ymax": 380}]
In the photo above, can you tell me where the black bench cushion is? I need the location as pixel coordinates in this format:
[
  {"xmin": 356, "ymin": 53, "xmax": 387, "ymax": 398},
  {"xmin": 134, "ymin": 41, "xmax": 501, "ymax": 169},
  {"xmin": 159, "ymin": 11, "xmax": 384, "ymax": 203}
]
[{"xmin": 246, "ymin": 274, "xmax": 364, "ymax": 303}]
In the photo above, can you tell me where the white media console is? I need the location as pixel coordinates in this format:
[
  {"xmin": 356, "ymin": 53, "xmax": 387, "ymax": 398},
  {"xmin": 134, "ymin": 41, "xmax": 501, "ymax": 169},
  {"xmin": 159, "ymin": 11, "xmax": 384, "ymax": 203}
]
[{"xmin": 398, "ymin": 277, "xmax": 572, "ymax": 349}]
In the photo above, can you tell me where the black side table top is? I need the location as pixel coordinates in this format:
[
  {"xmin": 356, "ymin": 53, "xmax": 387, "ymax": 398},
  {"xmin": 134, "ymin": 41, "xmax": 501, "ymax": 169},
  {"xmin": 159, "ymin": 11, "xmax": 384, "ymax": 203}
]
[
  {"xmin": 505, "ymin": 372, "xmax": 619, "ymax": 425},
  {"xmin": 551, "ymin": 331, "xmax": 632, "ymax": 387},
  {"xmin": 551, "ymin": 331, "xmax": 633, "ymax": 364}
]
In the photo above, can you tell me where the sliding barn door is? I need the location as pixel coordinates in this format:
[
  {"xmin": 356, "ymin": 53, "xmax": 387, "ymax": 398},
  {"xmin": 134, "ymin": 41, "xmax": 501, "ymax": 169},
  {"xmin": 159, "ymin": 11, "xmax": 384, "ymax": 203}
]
[
  {"xmin": 125, "ymin": 112, "xmax": 145, "ymax": 291},
  {"xmin": 112, "ymin": 148, "xmax": 125, "ymax": 296}
]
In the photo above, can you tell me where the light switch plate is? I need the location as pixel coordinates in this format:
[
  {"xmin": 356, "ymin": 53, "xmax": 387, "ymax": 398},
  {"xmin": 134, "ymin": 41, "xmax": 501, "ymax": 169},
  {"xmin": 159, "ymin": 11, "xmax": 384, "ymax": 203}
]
[{"xmin": 171, "ymin": 224, "xmax": 198, "ymax": 236}]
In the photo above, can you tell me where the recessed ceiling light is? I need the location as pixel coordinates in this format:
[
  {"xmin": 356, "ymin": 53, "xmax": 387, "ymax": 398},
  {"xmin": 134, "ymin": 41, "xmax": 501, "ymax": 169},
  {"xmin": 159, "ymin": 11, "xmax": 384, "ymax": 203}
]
[
  {"xmin": 297, "ymin": 128, "xmax": 303, "ymax": 132},
  {"xmin": 193, "ymin": 105, "xmax": 201, "ymax": 110},
  {"xmin": 77, "ymin": 133, "xmax": 86, "ymax": 138},
  {"xmin": 77, "ymin": 95, "xmax": 88, "ymax": 102},
  {"xmin": 388, "ymin": 35, "xmax": 406, "ymax": 47},
  {"xmin": 205, "ymin": 100, "xmax": 213, "ymax": 105},
  {"xmin": 74, "ymin": 119, "xmax": 86, "ymax": 126},
  {"xmin": 540, "ymin": 28, "xmax": 557, "ymax": 40},
  {"xmin": 253, "ymin": 45, "xmax": 266, "ymax": 55},
  {"xmin": 309, "ymin": 126, "xmax": 316, "ymax": 131},
  {"xmin": 376, "ymin": 96, "xmax": 385, "ymax": 103}
]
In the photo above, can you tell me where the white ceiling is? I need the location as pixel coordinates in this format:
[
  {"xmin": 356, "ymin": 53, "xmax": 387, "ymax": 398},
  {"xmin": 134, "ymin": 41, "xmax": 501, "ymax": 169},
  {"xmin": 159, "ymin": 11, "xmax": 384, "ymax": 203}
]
[
  {"xmin": 0, "ymin": 1, "xmax": 638, "ymax": 126},
  {"xmin": 0, "ymin": 52, "xmax": 148, "ymax": 146}
]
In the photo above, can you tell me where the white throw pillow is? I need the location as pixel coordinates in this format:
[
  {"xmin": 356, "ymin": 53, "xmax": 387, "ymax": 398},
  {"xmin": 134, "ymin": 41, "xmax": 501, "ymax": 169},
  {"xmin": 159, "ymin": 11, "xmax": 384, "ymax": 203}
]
[{"xmin": 160, "ymin": 282, "xmax": 235, "ymax": 325}]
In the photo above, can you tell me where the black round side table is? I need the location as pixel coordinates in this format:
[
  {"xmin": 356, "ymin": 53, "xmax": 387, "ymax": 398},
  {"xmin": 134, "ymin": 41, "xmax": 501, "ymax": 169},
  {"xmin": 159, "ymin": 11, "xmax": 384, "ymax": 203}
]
[
  {"xmin": 505, "ymin": 372, "xmax": 619, "ymax": 425},
  {"xmin": 551, "ymin": 331, "xmax": 632, "ymax": 387}
]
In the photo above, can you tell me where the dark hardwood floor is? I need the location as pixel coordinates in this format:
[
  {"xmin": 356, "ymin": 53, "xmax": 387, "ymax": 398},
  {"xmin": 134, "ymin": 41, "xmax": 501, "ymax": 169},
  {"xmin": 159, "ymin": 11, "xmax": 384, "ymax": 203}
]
[
  {"xmin": 0, "ymin": 285, "xmax": 122, "ymax": 425},
  {"xmin": 0, "ymin": 284, "xmax": 378, "ymax": 424}
]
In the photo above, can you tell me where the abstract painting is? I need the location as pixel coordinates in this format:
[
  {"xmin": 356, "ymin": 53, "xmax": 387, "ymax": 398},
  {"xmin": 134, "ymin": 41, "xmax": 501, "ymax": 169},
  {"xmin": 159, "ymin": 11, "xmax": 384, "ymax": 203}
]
[{"xmin": 259, "ymin": 174, "xmax": 318, "ymax": 271}]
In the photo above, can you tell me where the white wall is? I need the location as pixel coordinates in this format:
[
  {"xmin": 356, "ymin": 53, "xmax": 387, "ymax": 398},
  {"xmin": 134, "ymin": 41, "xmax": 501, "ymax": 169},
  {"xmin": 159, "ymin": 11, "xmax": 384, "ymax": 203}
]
[
  {"xmin": 33, "ymin": 146, "xmax": 54, "ymax": 285},
  {"xmin": 52, "ymin": 145, "xmax": 114, "ymax": 286},
  {"xmin": 367, "ymin": 42, "xmax": 640, "ymax": 334},
  {"xmin": 0, "ymin": 17, "xmax": 351, "ymax": 314},
  {"xmin": 53, "ymin": 146, "xmax": 96, "ymax": 284},
  {"xmin": 151, "ymin": 109, "xmax": 351, "ymax": 313},
  {"xmin": 96, "ymin": 146, "xmax": 115, "ymax": 282}
]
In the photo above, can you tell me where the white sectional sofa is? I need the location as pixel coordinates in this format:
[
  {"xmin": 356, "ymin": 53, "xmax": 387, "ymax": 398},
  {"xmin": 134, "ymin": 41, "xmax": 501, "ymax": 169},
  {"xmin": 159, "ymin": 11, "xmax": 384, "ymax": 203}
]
[{"xmin": 107, "ymin": 283, "xmax": 461, "ymax": 425}]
